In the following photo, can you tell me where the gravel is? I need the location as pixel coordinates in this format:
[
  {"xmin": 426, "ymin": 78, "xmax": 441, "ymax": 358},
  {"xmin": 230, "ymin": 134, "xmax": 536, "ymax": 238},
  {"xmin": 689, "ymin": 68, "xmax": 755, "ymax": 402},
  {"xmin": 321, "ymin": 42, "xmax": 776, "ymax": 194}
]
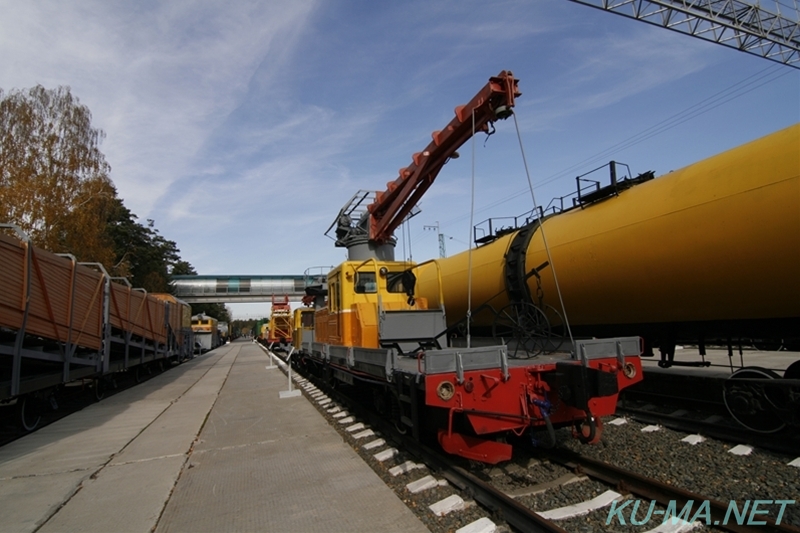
[
  {"xmin": 556, "ymin": 418, "xmax": 800, "ymax": 528},
  {"xmin": 294, "ymin": 367, "xmax": 799, "ymax": 532}
]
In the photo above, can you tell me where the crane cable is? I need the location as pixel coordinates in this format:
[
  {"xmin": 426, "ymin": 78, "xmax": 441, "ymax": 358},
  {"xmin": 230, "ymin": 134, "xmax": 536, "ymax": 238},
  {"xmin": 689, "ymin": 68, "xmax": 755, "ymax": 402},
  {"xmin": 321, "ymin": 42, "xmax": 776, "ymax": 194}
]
[
  {"xmin": 412, "ymin": 62, "xmax": 793, "ymax": 244},
  {"xmin": 512, "ymin": 111, "xmax": 576, "ymax": 354},
  {"xmin": 466, "ymin": 109, "xmax": 477, "ymax": 349}
]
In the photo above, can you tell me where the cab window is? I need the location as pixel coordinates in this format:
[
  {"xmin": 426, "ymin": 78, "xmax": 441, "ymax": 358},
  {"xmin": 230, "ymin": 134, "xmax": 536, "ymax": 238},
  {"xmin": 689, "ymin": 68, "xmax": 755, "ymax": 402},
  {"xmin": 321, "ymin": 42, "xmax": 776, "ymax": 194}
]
[
  {"xmin": 387, "ymin": 271, "xmax": 411, "ymax": 293},
  {"xmin": 354, "ymin": 272, "xmax": 377, "ymax": 294}
]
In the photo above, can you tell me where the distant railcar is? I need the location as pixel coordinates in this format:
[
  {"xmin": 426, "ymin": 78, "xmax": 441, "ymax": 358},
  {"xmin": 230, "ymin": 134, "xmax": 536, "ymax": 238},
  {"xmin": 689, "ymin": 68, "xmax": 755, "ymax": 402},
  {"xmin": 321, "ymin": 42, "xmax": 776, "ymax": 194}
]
[
  {"xmin": 191, "ymin": 314, "xmax": 219, "ymax": 352},
  {"xmin": 292, "ymin": 307, "xmax": 315, "ymax": 353},
  {"xmin": 267, "ymin": 295, "xmax": 292, "ymax": 347},
  {"xmin": 0, "ymin": 225, "xmax": 193, "ymax": 429}
]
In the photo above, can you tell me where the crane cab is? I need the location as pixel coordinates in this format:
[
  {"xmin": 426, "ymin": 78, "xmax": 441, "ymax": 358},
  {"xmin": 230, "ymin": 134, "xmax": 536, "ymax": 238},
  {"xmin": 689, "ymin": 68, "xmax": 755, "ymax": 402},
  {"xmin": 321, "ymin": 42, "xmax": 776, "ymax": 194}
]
[
  {"xmin": 314, "ymin": 258, "xmax": 435, "ymax": 351},
  {"xmin": 292, "ymin": 307, "xmax": 315, "ymax": 352}
]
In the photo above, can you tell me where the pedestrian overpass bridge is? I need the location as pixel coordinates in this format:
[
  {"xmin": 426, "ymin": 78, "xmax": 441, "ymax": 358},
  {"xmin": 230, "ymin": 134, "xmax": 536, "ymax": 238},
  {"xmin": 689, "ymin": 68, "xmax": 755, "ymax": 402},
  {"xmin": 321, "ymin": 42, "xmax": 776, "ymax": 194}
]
[{"xmin": 171, "ymin": 274, "xmax": 321, "ymax": 304}]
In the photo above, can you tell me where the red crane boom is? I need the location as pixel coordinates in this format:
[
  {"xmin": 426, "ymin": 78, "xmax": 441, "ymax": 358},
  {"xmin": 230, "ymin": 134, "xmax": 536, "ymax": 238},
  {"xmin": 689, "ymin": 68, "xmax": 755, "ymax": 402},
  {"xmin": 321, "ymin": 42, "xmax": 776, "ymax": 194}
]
[{"xmin": 367, "ymin": 70, "xmax": 520, "ymax": 244}]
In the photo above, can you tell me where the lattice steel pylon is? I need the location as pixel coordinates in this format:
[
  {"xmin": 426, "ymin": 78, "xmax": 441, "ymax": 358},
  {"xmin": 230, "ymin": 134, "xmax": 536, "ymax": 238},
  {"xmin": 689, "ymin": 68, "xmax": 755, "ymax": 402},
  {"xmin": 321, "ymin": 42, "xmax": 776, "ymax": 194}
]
[{"xmin": 569, "ymin": 0, "xmax": 800, "ymax": 68}]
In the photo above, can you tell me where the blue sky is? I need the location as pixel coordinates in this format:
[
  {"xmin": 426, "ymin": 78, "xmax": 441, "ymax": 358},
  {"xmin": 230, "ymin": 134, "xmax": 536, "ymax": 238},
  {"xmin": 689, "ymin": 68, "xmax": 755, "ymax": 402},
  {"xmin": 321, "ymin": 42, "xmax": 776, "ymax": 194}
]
[{"xmin": 2, "ymin": 1, "xmax": 798, "ymax": 318}]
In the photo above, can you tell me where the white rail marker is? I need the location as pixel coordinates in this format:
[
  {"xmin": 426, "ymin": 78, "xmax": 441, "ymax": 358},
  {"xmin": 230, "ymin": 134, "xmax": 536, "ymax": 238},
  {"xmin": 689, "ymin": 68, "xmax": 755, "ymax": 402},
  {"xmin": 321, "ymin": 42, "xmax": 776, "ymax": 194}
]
[
  {"xmin": 681, "ymin": 434, "xmax": 705, "ymax": 445},
  {"xmin": 608, "ymin": 418, "xmax": 627, "ymax": 426},
  {"xmin": 362, "ymin": 438, "xmax": 385, "ymax": 450},
  {"xmin": 641, "ymin": 425, "xmax": 661, "ymax": 433},
  {"xmin": 406, "ymin": 475, "xmax": 446, "ymax": 493},
  {"xmin": 345, "ymin": 422, "xmax": 366, "ymax": 432},
  {"xmin": 352, "ymin": 429, "xmax": 375, "ymax": 439},
  {"xmin": 337, "ymin": 416, "xmax": 355, "ymax": 425},
  {"xmin": 789, "ymin": 457, "xmax": 800, "ymax": 468},
  {"xmin": 728, "ymin": 444, "xmax": 753, "ymax": 456},
  {"xmin": 429, "ymin": 494, "xmax": 466, "ymax": 516},
  {"xmin": 537, "ymin": 490, "xmax": 622, "ymax": 520},
  {"xmin": 331, "ymin": 411, "xmax": 348, "ymax": 418},
  {"xmin": 456, "ymin": 517, "xmax": 496, "ymax": 533},
  {"xmin": 373, "ymin": 448, "xmax": 398, "ymax": 462},
  {"xmin": 389, "ymin": 461, "xmax": 425, "ymax": 477}
]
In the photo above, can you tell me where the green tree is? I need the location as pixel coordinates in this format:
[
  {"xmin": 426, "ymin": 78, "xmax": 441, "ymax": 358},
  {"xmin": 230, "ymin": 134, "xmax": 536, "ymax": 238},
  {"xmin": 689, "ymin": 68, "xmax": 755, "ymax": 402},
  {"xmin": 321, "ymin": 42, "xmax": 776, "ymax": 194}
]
[
  {"xmin": 0, "ymin": 85, "xmax": 115, "ymax": 263},
  {"xmin": 189, "ymin": 303, "xmax": 231, "ymax": 323},
  {"xmin": 171, "ymin": 260, "xmax": 197, "ymax": 276},
  {"xmin": 104, "ymin": 198, "xmax": 181, "ymax": 292},
  {"xmin": 1, "ymin": 84, "xmax": 191, "ymax": 294}
]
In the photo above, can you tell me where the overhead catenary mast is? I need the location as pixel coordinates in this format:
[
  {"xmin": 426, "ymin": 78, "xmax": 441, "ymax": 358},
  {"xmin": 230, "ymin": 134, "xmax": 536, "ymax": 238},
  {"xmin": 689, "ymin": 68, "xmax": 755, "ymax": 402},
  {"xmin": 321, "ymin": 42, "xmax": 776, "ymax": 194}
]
[{"xmin": 569, "ymin": 0, "xmax": 800, "ymax": 68}]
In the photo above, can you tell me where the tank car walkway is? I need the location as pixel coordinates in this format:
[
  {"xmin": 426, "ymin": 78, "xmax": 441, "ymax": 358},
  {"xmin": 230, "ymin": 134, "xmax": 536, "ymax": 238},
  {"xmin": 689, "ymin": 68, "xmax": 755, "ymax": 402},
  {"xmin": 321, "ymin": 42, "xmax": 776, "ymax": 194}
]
[{"xmin": 0, "ymin": 340, "xmax": 429, "ymax": 533}]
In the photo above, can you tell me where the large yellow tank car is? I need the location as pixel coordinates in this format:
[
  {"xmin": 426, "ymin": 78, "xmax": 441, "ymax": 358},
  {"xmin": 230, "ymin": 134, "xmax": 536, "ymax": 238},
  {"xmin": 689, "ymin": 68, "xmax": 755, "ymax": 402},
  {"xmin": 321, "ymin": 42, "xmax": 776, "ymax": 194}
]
[{"xmin": 416, "ymin": 124, "xmax": 800, "ymax": 358}]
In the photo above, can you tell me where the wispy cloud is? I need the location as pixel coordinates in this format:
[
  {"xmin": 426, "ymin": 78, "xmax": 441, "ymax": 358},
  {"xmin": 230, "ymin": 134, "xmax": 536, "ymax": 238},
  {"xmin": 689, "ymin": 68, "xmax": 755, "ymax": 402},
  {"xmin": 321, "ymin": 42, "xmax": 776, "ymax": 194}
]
[
  {"xmin": 520, "ymin": 27, "xmax": 713, "ymax": 130},
  {"xmin": 0, "ymin": 0, "xmax": 317, "ymax": 219},
  {"xmin": 3, "ymin": 0, "xmax": 795, "ymax": 287}
]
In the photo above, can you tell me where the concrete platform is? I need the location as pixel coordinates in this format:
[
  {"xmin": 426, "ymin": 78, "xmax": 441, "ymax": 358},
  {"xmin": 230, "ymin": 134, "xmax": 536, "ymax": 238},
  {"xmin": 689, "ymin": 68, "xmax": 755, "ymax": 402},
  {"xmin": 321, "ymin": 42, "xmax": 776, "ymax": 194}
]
[
  {"xmin": 640, "ymin": 346, "xmax": 799, "ymax": 378},
  {"xmin": 0, "ymin": 340, "xmax": 429, "ymax": 533}
]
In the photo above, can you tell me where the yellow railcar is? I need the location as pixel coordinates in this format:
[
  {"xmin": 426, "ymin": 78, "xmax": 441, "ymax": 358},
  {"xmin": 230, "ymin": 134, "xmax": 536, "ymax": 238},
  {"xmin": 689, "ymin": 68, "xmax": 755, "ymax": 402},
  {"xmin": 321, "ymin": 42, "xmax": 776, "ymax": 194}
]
[
  {"xmin": 416, "ymin": 124, "xmax": 800, "ymax": 356},
  {"xmin": 297, "ymin": 72, "xmax": 645, "ymax": 463},
  {"xmin": 191, "ymin": 314, "xmax": 219, "ymax": 352},
  {"xmin": 267, "ymin": 295, "xmax": 293, "ymax": 347},
  {"xmin": 292, "ymin": 307, "xmax": 315, "ymax": 352},
  {"xmin": 313, "ymin": 259, "xmax": 426, "ymax": 349}
]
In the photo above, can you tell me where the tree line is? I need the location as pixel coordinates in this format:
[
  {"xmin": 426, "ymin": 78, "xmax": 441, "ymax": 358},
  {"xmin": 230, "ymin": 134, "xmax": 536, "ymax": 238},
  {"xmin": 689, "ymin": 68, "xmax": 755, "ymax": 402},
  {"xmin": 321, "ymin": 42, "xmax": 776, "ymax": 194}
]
[{"xmin": 0, "ymin": 84, "xmax": 228, "ymax": 322}]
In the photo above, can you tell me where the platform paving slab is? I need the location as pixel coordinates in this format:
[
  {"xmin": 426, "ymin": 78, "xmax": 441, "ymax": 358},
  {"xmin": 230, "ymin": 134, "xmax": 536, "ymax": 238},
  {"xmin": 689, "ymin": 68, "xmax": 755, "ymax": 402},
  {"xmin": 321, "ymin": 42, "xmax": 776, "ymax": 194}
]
[
  {"xmin": 157, "ymin": 343, "xmax": 429, "ymax": 533},
  {"xmin": 38, "ymin": 455, "xmax": 188, "ymax": 533},
  {"xmin": 0, "ymin": 345, "xmax": 237, "ymax": 533},
  {"xmin": 0, "ymin": 470, "xmax": 89, "ymax": 533},
  {"xmin": 1, "ymin": 342, "xmax": 428, "ymax": 533}
]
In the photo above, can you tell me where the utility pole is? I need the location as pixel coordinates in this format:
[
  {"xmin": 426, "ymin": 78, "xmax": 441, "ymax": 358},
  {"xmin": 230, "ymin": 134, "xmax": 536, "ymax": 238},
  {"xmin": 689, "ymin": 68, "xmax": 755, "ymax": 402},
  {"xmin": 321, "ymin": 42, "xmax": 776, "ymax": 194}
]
[{"xmin": 424, "ymin": 222, "xmax": 447, "ymax": 258}]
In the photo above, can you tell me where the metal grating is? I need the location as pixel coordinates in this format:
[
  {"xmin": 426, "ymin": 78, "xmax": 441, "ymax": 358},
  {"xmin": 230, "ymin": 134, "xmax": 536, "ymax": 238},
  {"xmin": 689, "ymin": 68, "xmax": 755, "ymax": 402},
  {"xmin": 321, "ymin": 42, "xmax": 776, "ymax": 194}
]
[{"xmin": 569, "ymin": 0, "xmax": 800, "ymax": 68}]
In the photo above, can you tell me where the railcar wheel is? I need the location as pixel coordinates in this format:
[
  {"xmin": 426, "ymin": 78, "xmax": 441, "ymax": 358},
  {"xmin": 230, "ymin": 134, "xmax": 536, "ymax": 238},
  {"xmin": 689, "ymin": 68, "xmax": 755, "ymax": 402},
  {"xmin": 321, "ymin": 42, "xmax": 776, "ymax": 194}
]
[
  {"xmin": 18, "ymin": 395, "xmax": 42, "ymax": 432},
  {"xmin": 723, "ymin": 367, "xmax": 786, "ymax": 433},
  {"xmin": 492, "ymin": 302, "xmax": 551, "ymax": 358},
  {"xmin": 785, "ymin": 360, "xmax": 800, "ymax": 380}
]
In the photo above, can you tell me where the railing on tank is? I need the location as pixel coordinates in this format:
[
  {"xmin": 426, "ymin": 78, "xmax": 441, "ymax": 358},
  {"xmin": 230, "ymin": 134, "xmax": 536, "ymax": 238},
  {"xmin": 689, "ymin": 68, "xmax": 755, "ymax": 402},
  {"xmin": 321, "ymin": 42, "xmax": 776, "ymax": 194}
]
[{"xmin": 472, "ymin": 161, "xmax": 653, "ymax": 245}]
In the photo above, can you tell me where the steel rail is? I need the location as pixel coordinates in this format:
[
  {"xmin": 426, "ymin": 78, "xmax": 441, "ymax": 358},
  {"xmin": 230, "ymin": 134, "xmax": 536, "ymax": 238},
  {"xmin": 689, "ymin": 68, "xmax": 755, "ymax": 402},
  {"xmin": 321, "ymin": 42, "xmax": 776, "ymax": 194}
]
[
  {"xmin": 410, "ymin": 441, "xmax": 569, "ymax": 533},
  {"xmin": 542, "ymin": 448, "xmax": 800, "ymax": 533},
  {"xmin": 288, "ymin": 356, "xmax": 568, "ymax": 533}
]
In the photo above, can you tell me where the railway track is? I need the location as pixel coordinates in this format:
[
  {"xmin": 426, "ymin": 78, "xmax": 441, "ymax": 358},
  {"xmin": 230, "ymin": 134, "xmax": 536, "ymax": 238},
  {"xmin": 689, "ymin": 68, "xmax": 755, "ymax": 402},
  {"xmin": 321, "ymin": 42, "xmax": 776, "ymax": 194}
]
[
  {"xmin": 270, "ymin": 347, "xmax": 800, "ymax": 532},
  {"xmin": 619, "ymin": 371, "xmax": 800, "ymax": 456},
  {"xmin": 539, "ymin": 449, "xmax": 799, "ymax": 533},
  {"xmin": 274, "ymin": 349, "xmax": 564, "ymax": 533}
]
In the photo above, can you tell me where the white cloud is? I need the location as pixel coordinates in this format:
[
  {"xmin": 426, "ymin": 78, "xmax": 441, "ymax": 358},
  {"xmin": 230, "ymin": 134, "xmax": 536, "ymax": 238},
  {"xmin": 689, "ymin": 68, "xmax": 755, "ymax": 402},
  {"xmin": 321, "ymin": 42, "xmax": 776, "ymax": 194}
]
[
  {"xmin": 521, "ymin": 27, "xmax": 712, "ymax": 130},
  {"xmin": 0, "ymin": 0, "xmax": 317, "ymax": 218},
  {"xmin": 3, "ymin": 0, "xmax": 794, "ymax": 280}
]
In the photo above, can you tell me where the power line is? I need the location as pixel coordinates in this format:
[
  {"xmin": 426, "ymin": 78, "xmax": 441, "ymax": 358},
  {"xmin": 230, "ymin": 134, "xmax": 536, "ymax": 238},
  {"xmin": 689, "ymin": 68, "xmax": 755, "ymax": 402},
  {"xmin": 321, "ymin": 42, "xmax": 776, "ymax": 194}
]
[{"xmin": 413, "ymin": 63, "xmax": 795, "ymax": 243}]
